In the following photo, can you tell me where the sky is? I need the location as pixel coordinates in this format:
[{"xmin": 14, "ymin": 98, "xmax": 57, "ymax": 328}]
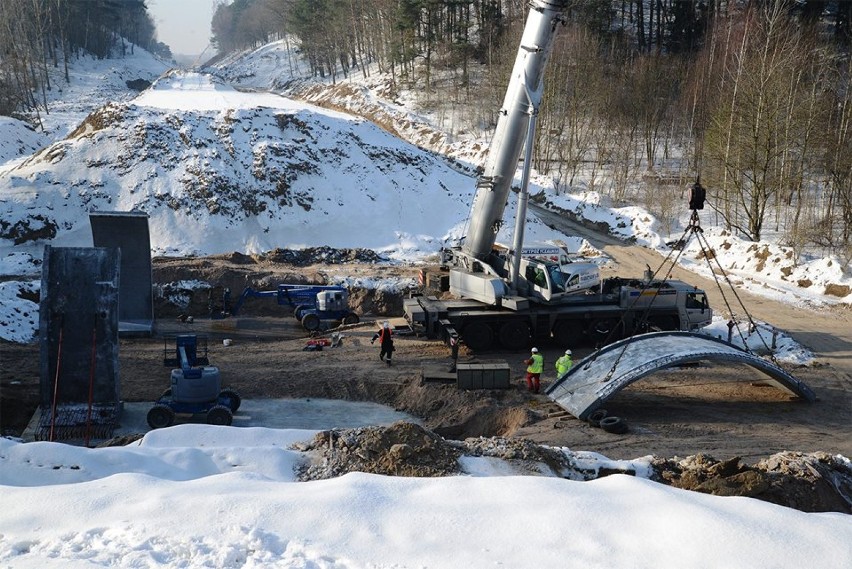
[
  {"xmin": 147, "ymin": 0, "xmax": 220, "ymax": 58},
  {"xmin": 1, "ymin": 425, "xmax": 850, "ymax": 568}
]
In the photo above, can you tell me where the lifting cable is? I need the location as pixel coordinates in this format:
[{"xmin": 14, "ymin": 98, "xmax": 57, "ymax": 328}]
[
  {"xmin": 591, "ymin": 181, "xmax": 777, "ymax": 384},
  {"xmin": 49, "ymin": 316, "xmax": 64, "ymax": 442},
  {"xmin": 85, "ymin": 324, "xmax": 97, "ymax": 447}
]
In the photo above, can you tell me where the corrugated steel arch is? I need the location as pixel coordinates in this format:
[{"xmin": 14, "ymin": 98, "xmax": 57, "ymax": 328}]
[{"xmin": 545, "ymin": 331, "xmax": 815, "ymax": 421}]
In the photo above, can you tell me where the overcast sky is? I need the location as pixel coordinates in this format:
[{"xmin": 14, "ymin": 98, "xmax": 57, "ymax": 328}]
[{"xmin": 148, "ymin": 0, "xmax": 221, "ymax": 57}]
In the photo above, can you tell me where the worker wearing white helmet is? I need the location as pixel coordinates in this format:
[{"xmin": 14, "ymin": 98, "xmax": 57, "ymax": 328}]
[
  {"xmin": 555, "ymin": 349, "xmax": 573, "ymax": 377},
  {"xmin": 523, "ymin": 347, "xmax": 544, "ymax": 393}
]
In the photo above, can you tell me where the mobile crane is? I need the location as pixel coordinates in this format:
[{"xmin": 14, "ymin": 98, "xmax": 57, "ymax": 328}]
[{"xmin": 403, "ymin": 0, "xmax": 712, "ymax": 351}]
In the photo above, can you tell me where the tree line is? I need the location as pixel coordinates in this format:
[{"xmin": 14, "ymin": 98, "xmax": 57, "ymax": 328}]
[{"xmin": 0, "ymin": 0, "xmax": 170, "ymax": 121}]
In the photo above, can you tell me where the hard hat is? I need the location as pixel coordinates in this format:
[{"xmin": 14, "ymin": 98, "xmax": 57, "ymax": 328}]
[
  {"xmin": 531, "ymin": 347, "xmax": 538, "ymax": 353},
  {"xmin": 383, "ymin": 321, "xmax": 390, "ymax": 328},
  {"xmin": 565, "ymin": 349, "xmax": 572, "ymax": 355}
]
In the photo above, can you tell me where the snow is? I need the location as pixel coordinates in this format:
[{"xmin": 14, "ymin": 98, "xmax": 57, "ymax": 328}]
[{"xmin": 1, "ymin": 425, "xmax": 850, "ymax": 568}]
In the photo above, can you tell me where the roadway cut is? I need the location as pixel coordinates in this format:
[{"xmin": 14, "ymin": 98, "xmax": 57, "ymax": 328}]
[{"xmin": 545, "ymin": 331, "xmax": 816, "ymax": 421}]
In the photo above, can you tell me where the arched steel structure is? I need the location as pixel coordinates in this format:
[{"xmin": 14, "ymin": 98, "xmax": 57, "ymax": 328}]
[{"xmin": 545, "ymin": 331, "xmax": 815, "ymax": 420}]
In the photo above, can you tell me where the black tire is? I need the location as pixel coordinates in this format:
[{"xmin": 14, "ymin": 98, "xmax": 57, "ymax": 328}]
[
  {"xmin": 462, "ymin": 322, "xmax": 494, "ymax": 351},
  {"xmin": 218, "ymin": 388, "xmax": 241, "ymax": 412},
  {"xmin": 147, "ymin": 404, "xmax": 175, "ymax": 429},
  {"xmin": 587, "ymin": 408, "xmax": 608, "ymax": 428},
  {"xmin": 499, "ymin": 320, "xmax": 529, "ymax": 350},
  {"xmin": 600, "ymin": 416, "xmax": 629, "ymax": 435},
  {"xmin": 343, "ymin": 312, "xmax": 360, "ymax": 325},
  {"xmin": 648, "ymin": 316, "xmax": 680, "ymax": 331},
  {"xmin": 206, "ymin": 405, "xmax": 233, "ymax": 426},
  {"xmin": 301, "ymin": 312, "xmax": 321, "ymax": 331},
  {"xmin": 588, "ymin": 318, "xmax": 623, "ymax": 343},
  {"xmin": 552, "ymin": 320, "xmax": 584, "ymax": 345},
  {"xmin": 294, "ymin": 305, "xmax": 307, "ymax": 321}
]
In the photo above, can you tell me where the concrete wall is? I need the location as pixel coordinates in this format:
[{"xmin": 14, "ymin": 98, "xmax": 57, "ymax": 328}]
[{"xmin": 39, "ymin": 246, "xmax": 120, "ymax": 408}]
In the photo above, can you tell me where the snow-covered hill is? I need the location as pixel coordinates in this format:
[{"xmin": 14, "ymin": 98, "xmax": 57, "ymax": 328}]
[{"xmin": 0, "ymin": 69, "xmax": 570, "ymax": 260}]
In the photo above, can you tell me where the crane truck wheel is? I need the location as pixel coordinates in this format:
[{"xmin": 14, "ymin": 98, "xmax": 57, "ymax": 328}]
[
  {"xmin": 147, "ymin": 404, "xmax": 175, "ymax": 430},
  {"xmin": 301, "ymin": 313, "xmax": 321, "ymax": 331},
  {"xmin": 499, "ymin": 321, "xmax": 529, "ymax": 350},
  {"xmin": 552, "ymin": 320, "xmax": 584, "ymax": 345},
  {"xmin": 649, "ymin": 316, "xmax": 679, "ymax": 331},
  {"xmin": 206, "ymin": 405, "xmax": 233, "ymax": 426},
  {"xmin": 294, "ymin": 305, "xmax": 307, "ymax": 321},
  {"xmin": 343, "ymin": 312, "xmax": 360, "ymax": 325},
  {"xmin": 588, "ymin": 318, "xmax": 623, "ymax": 343},
  {"xmin": 462, "ymin": 322, "xmax": 494, "ymax": 352}
]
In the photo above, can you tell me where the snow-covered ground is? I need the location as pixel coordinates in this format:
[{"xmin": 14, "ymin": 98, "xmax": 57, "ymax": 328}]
[{"xmin": 1, "ymin": 425, "xmax": 850, "ymax": 569}]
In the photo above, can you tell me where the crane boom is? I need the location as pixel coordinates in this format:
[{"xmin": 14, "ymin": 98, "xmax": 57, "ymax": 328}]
[{"xmin": 462, "ymin": 0, "xmax": 569, "ymax": 260}]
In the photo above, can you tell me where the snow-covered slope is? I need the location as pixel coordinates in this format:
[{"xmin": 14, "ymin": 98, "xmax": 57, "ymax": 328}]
[{"xmin": 0, "ymin": 71, "xmax": 569, "ymax": 260}]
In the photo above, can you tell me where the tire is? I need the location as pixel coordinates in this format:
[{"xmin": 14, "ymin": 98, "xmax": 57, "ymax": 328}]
[
  {"xmin": 206, "ymin": 404, "xmax": 233, "ymax": 426},
  {"xmin": 587, "ymin": 408, "xmax": 608, "ymax": 428},
  {"xmin": 588, "ymin": 318, "xmax": 623, "ymax": 344},
  {"xmin": 552, "ymin": 320, "xmax": 584, "ymax": 345},
  {"xmin": 218, "ymin": 388, "xmax": 241, "ymax": 412},
  {"xmin": 301, "ymin": 312, "xmax": 321, "ymax": 331},
  {"xmin": 147, "ymin": 404, "xmax": 175, "ymax": 430},
  {"xmin": 499, "ymin": 320, "xmax": 529, "ymax": 350},
  {"xmin": 600, "ymin": 416, "xmax": 629, "ymax": 435},
  {"xmin": 648, "ymin": 316, "xmax": 679, "ymax": 332},
  {"xmin": 462, "ymin": 322, "xmax": 494, "ymax": 351},
  {"xmin": 294, "ymin": 305, "xmax": 307, "ymax": 321},
  {"xmin": 343, "ymin": 312, "xmax": 360, "ymax": 325}
]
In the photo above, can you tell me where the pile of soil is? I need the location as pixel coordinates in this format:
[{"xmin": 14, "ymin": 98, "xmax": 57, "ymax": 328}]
[{"xmin": 292, "ymin": 421, "xmax": 852, "ymax": 513}]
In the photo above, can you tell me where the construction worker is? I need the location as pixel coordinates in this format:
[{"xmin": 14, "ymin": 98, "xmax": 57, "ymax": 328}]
[
  {"xmin": 524, "ymin": 347, "xmax": 544, "ymax": 393},
  {"xmin": 555, "ymin": 349, "xmax": 573, "ymax": 377},
  {"xmin": 371, "ymin": 321, "xmax": 394, "ymax": 366}
]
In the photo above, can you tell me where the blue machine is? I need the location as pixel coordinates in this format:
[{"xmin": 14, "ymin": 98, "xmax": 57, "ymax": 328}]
[
  {"xmin": 146, "ymin": 334, "xmax": 241, "ymax": 429},
  {"xmin": 230, "ymin": 284, "xmax": 360, "ymax": 331}
]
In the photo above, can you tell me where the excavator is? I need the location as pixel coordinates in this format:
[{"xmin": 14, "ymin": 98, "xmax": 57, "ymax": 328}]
[{"xmin": 404, "ymin": 0, "xmax": 712, "ymax": 351}]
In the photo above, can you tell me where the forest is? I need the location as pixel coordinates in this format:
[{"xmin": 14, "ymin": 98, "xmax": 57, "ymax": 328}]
[
  {"xmin": 1, "ymin": 0, "xmax": 850, "ymax": 263},
  {"xmin": 212, "ymin": 0, "xmax": 852, "ymax": 262}
]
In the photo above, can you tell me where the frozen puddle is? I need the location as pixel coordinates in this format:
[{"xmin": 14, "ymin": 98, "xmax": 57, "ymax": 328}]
[{"xmin": 115, "ymin": 398, "xmax": 419, "ymax": 435}]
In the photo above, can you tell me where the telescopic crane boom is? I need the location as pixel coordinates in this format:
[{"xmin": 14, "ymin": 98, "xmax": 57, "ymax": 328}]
[{"xmin": 464, "ymin": 0, "xmax": 568, "ymax": 261}]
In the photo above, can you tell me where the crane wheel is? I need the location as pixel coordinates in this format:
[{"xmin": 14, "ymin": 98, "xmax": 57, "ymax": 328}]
[
  {"xmin": 462, "ymin": 322, "xmax": 494, "ymax": 351},
  {"xmin": 499, "ymin": 321, "xmax": 529, "ymax": 350}
]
